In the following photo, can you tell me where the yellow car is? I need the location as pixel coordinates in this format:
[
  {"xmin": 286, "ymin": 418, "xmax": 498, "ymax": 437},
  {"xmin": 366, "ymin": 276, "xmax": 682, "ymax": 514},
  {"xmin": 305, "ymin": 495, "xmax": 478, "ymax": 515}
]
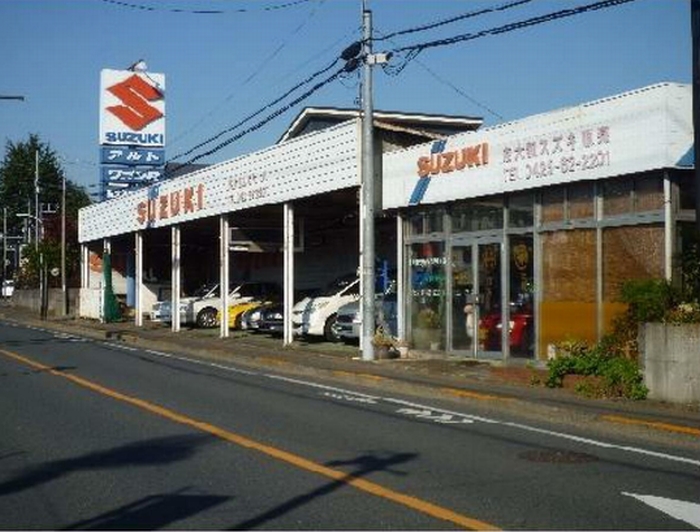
[{"xmin": 219, "ymin": 300, "xmax": 272, "ymax": 329}]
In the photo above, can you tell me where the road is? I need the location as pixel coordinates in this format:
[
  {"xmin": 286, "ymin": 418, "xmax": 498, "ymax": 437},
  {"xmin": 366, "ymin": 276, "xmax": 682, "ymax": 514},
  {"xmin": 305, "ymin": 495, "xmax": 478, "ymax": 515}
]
[{"xmin": 0, "ymin": 320, "xmax": 698, "ymax": 530}]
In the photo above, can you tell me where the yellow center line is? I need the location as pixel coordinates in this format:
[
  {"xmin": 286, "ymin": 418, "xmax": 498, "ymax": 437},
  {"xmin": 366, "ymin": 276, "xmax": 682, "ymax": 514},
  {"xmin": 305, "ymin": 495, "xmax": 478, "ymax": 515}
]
[
  {"xmin": 600, "ymin": 414, "xmax": 700, "ymax": 437},
  {"xmin": 332, "ymin": 370, "xmax": 385, "ymax": 381},
  {"xmin": 441, "ymin": 387, "xmax": 512, "ymax": 402},
  {"xmin": 0, "ymin": 348, "xmax": 499, "ymax": 531}
]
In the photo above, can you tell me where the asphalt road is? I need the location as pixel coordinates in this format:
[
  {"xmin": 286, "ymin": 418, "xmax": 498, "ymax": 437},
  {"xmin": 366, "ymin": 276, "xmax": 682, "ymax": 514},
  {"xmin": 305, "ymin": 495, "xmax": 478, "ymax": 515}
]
[{"xmin": 1, "ymin": 320, "xmax": 699, "ymax": 530}]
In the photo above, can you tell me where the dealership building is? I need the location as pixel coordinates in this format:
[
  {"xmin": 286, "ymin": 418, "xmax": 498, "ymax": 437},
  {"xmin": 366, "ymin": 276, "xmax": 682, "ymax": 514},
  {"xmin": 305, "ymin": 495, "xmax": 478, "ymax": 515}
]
[{"xmin": 79, "ymin": 81, "xmax": 695, "ymax": 362}]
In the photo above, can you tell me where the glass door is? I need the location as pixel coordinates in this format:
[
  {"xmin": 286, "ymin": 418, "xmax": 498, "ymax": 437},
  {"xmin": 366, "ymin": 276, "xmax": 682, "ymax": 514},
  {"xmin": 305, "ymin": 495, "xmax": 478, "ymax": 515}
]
[
  {"xmin": 476, "ymin": 242, "xmax": 503, "ymax": 359},
  {"xmin": 449, "ymin": 239, "xmax": 503, "ymax": 358},
  {"xmin": 450, "ymin": 244, "xmax": 475, "ymax": 354}
]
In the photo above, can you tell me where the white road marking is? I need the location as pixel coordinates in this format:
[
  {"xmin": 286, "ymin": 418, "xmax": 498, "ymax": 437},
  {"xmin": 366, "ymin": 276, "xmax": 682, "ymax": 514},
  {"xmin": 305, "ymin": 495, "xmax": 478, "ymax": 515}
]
[
  {"xmin": 623, "ymin": 492, "xmax": 700, "ymax": 529},
  {"xmin": 11, "ymin": 322, "xmax": 697, "ymax": 469},
  {"xmin": 396, "ymin": 407, "xmax": 474, "ymax": 424}
]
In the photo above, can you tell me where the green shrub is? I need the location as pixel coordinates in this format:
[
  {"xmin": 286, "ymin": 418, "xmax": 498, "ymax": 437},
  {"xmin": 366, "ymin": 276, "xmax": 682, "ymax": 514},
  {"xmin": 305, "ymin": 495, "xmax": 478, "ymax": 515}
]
[
  {"xmin": 546, "ymin": 343, "xmax": 648, "ymax": 400},
  {"xmin": 619, "ymin": 279, "xmax": 677, "ymax": 323}
]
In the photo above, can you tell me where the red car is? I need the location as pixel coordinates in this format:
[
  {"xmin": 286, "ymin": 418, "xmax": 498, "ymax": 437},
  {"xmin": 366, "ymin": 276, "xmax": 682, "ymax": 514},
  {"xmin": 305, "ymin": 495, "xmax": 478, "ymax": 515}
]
[{"xmin": 479, "ymin": 306, "xmax": 533, "ymax": 356}]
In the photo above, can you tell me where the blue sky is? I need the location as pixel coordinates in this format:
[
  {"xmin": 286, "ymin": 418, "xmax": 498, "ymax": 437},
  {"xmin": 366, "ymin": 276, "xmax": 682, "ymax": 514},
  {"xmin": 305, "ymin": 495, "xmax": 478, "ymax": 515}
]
[{"xmin": 0, "ymin": 0, "xmax": 691, "ymax": 192}]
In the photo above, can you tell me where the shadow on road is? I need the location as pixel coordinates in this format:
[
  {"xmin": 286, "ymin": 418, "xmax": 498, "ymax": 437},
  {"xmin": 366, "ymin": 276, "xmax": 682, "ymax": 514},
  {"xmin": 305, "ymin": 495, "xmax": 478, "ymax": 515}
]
[
  {"xmin": 229, "ymin": 450, "xmax": 418, "ymax": 530},
  {"xmin": 61, "ymin": 487, "xmax": 229, "ymax": 530},
  {"xmin": 0, "ymin": 433, "xmax": 213, "ymax": 497}
]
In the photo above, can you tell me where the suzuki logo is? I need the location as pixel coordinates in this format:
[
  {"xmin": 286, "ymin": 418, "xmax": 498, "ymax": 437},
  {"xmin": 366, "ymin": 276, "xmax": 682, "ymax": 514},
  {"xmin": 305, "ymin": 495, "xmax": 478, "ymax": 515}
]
[{"xmin": 106, "ymin": 74, "xmax": 163, "ymax": 131}]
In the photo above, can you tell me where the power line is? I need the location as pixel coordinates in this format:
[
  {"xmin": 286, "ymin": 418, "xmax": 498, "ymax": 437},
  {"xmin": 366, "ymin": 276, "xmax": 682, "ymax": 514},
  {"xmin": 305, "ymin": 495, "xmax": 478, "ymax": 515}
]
[
  {"xmin": 375, "ymin": 0, "xmax": 532, "ymax": 41},
  {"xmin": 167, "ymin": 62, "xmax": 355, "ymax": 172},
  {"xmin": 168, "ymin": 0, "xmax": 331, "ymax": 150},
  {"xmin": 387, "ymin": 0, "xmax": 638, "ymax": 60},
  {"xmin": 169, "ymin": 54, "xmax": 348, "ymax": 162},
  {"xmin": 99, "ymin": 0, "xmax": 314, "ymax": 14}
]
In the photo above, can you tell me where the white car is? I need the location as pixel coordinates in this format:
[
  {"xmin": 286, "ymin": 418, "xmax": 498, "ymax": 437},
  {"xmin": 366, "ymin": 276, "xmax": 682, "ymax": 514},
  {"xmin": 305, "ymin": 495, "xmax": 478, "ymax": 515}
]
[
  {"xmin": 1, "ymin": 279, "xmax": 14, "ymax": 298},
  {"xmin": 292, "ymin": 273, "xmax": 360, "ymax": 341},
  {"xmin": 150, "ymin": 281, "xmax": 280, "ymax": 328}
]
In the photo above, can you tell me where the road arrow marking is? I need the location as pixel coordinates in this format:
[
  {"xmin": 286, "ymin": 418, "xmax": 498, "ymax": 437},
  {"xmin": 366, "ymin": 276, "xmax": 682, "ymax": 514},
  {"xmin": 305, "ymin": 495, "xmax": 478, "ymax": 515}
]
[
  {"xmin": 623, "ymin": 492, "xmax": 700, "ymax": 529},
  {"xmin": 396, "ymin": 408, "xmax": 474, "ymax": 424}
]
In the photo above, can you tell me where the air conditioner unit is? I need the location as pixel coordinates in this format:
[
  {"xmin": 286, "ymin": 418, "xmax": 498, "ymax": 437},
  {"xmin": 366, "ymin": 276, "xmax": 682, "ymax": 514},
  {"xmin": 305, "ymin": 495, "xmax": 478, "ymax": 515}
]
[{"xmin": 229, "ymin": 220, "xmax": 304, "ymax": 253}]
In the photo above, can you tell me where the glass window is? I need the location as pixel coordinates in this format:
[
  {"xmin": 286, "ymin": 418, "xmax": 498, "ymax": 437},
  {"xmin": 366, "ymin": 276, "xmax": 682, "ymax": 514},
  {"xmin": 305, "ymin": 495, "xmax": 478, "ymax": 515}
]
[
  {"xmin": 509, "ymin": 235, "xmax": 535, "ymax": 358},
  {"xmin": 676, "ymin": 171, "xmax": 696, "ymax": 211},
  {"xmin": 568, "ymin": 182, "xmax": 595, "ymax": 220},
  {"xmin": 508, "ymin": 193, "xmax": 534, "ymax": 228},
  {"xmin": 425, "ymin": 209, "xmax": 444, "ymax": 233},
  {"xmin": 540, "ymin": 229, "xmax": 597, "ymax": 350},
  {"xmin": 451, "ymin": 200, "xmax": 503, "ymax": 233},
  {"xmin": 604, "ymin": 177, "xmax": 633, "ymax": 217},
  {"xmin": 409, "ymin": 241, "xmax": 446, "ymax": 350},
  {"xmin": 602, "ymin": 225, "xmax": 664, "ymax": 301},
  {"xmin": 542, "ymin": 187, "xmax": 565, "ymax": 223},
  {"xmin": 408, "ymin": 213, "xmax": 425, "ymax": 236},
  {"xmin": 634, "ymin": 175, "xmax": 664, "ymax": 212}
]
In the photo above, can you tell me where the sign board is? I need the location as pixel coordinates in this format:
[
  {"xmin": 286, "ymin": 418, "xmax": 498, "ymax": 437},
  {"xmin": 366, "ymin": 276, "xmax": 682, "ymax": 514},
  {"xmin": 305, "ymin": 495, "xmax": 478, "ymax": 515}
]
[
  {"xmin": 100, "ymin": 146, "xmax": 165, "ymax": 166},
  {"xmin": 80, "ymin": 120, "xmax": 360, "ymax": 242},
  {"xmin": 99, "ymin": 69, "xmax": 166, "ymax": 147},
  {"xmin": 383, "ymin": 83, "xmax": 693, "ymax": 209},
  {"xmin": 101, "ymin": 167, "xmax": 163, "ymax": 184}
]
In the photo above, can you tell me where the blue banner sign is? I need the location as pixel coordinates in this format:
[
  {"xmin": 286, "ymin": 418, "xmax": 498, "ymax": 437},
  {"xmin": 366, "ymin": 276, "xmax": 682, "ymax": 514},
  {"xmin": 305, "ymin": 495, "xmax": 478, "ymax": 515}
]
[
  {"xmin": 101, "ymin": 166, "xmax": 163, "ymax": 183},
  {"xmin": 100, "ymin": 146, "xmax": 165, "ymax": 166}
]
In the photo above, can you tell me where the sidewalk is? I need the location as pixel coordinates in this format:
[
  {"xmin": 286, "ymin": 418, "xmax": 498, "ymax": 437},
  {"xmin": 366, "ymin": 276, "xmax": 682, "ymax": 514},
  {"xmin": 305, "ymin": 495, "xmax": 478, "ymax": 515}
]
[{"xmin": 1, "ymin": 304, "xmax": 699, "ymax": 443}]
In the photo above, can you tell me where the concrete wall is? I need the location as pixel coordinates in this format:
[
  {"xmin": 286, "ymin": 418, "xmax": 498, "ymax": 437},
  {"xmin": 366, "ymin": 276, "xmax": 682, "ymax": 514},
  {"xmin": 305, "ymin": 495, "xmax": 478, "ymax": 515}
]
[
  {"xmin": 10, "ymin": 288, "xmax": 81, "ymax": 317},
  {"xmin": 640, "ymin": 323, "xmax": 700, "ymax": 405}
]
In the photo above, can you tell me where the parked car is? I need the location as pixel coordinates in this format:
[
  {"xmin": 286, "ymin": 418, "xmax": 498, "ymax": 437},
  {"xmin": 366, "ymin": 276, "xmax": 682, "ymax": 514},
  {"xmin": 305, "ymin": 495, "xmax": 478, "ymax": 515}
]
[
  {"xmin": 479, "ymin": 301, "xmax": 534, "ymax": 356},
  {"xmin": 1, "ymin": 279, "xmax": 14, "ymax": 298},
  {"xmin": 220, "ymin": 295, "xmax": 280, "ymax": 329},
  {"xmin": 150, "ymin": 281, "xmax": 281, "ymax": 328},
  {"xmin": 332, "ymin": 270, "xmax": 398, "ymax": 342},
  {"xmin": 257, "ymin": 303, "xmax": 285, "ymax": 335},
  {"xmin": 240, "ymin": 302, "xmax": 278, "ymax": 331},
  {"xmin": 292, "ymin": 273, "xmax": 360, "ymax": 341},
  {"xmin": 333, "ymin": 292, "xmax": 398, "ymax": 342}
]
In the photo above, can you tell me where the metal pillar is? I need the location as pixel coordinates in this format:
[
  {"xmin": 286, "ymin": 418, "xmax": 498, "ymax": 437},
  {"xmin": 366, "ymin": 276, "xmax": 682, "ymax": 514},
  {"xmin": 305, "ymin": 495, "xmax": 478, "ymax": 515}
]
[
  {"xmin": 135, "ymin": 231, "xmax": 143, "ymax": 327},
  {"xmin": 171, "ymin": 226, "xmax": 181, "ymax": 332},
  {"xmin": 360, "ymin": 8, "xmax": 376, "ymax": 361},
  {"xmin": 692, "ymin": 0, "xmax": 700, "ymax": 231},
  {"xmin": 396, "ymin": 212, "xmax": 405, "ymax": 341},
  {"xmin": 283, "ymin": 203, "xmax": 295, "ymax": 345},
  {"xmin": 220, "ymin": 215, "xmax": 230, "ymax": 339}
]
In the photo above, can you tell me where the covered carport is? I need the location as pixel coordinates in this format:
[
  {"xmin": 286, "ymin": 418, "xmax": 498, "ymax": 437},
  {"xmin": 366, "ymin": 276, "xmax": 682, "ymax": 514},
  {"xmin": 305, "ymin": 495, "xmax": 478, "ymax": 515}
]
[{"xmin": 78, "ymin": 109, "xmax": 482, "ymax": 350}]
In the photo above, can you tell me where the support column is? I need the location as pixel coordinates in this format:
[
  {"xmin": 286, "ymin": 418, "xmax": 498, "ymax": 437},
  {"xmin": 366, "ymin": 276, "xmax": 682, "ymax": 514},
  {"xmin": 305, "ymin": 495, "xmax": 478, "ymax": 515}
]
[
  {"xmin": 80, "ymin": 243, "xmax": 89, "ymax": 289},
  {"xmin": 171, "ymin": 225, "xmax": 181, "ymax": 332},
  {"xmin": 396, "ymin": 213, "xmax": 405, "ymax": 341},
  {"xmin": 283, "ymin": 203, "xmax": 295, "ymax": 346},
  {"xmin": 135, "ymin": 231, "xmax": 143, "ymax": 327},
  {"xmin": 220, "ymin": 215, "xmax": 230, "ymax": 339},
  {"xmin": 664, "ymin": 171, "xmax": 673, "ymax": 281}
]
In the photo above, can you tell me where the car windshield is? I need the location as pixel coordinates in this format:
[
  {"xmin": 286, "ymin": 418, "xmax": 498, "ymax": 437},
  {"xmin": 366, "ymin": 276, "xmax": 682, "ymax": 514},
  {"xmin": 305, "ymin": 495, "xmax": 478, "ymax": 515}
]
[
  {"xmin": 191, "ymin": 283, "xmax": 218, "ymax": 298},
  {"xmin": 318, "ymin": 274, "xmax": 358, "ymax": 297}
]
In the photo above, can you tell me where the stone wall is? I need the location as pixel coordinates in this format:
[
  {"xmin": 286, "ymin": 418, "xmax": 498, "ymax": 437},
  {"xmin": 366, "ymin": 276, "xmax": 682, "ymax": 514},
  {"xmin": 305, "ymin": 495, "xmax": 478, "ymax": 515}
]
[{"xmin": 640, "ymin": 323, "xmax": 700, "ymax": 404}]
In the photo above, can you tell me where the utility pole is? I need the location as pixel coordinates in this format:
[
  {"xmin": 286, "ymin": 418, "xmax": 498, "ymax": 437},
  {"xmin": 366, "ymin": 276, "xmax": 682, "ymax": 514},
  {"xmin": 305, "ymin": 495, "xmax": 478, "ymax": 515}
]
[
  {"xmin": 2, "ymin": 208, "xmax": 6, "ymax": 282},
  {"xmin": 34, "ymin": 150, "xmax": 40, "ymax": 249},
  {"xmin": 360, "ymin": 7, "xmax": 376, "ymax": 361},
  {"xmin": 61, "ymin": 173, "xmax": 67, "ymax": 315},
  {"xmin": 692, "ymin": 0, "xmax": 700, "ymax": 231}
]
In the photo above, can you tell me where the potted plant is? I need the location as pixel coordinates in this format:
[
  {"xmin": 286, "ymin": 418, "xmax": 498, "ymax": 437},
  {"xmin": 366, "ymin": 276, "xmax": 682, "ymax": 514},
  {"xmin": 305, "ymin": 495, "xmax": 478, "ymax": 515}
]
[
  {"xmin": 372, "ymin": 326, "xmax": 397, "ymax": 359},
  {"xmin": 413, "ymin": 307, "xmax": 442, "ymax": 350}
]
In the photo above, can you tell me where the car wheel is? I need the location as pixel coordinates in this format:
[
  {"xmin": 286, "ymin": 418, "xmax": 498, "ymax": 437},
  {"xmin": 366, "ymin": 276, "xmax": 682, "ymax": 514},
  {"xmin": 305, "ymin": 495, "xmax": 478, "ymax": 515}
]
[
  {"xmin": 324, "ymin": 314, "xmax": 340, "ymax": 342},
  {"xmin": 196, "ymin": 307, "xmax": 219, "ymax": 328}
]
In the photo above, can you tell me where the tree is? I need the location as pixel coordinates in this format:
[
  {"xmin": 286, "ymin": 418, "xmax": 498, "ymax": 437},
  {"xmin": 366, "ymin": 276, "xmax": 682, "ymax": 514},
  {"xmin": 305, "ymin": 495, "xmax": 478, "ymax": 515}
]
[{"xmin": 0, "ymin": 134, "xmax": 91, "ymax": 287}]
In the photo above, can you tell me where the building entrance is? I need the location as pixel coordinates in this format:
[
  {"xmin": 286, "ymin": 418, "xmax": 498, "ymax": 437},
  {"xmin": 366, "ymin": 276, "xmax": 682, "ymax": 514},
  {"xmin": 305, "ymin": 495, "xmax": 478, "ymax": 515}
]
[{"xmin": 450, "ymin": 239, "xmax": 502, "ymax": 359}]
